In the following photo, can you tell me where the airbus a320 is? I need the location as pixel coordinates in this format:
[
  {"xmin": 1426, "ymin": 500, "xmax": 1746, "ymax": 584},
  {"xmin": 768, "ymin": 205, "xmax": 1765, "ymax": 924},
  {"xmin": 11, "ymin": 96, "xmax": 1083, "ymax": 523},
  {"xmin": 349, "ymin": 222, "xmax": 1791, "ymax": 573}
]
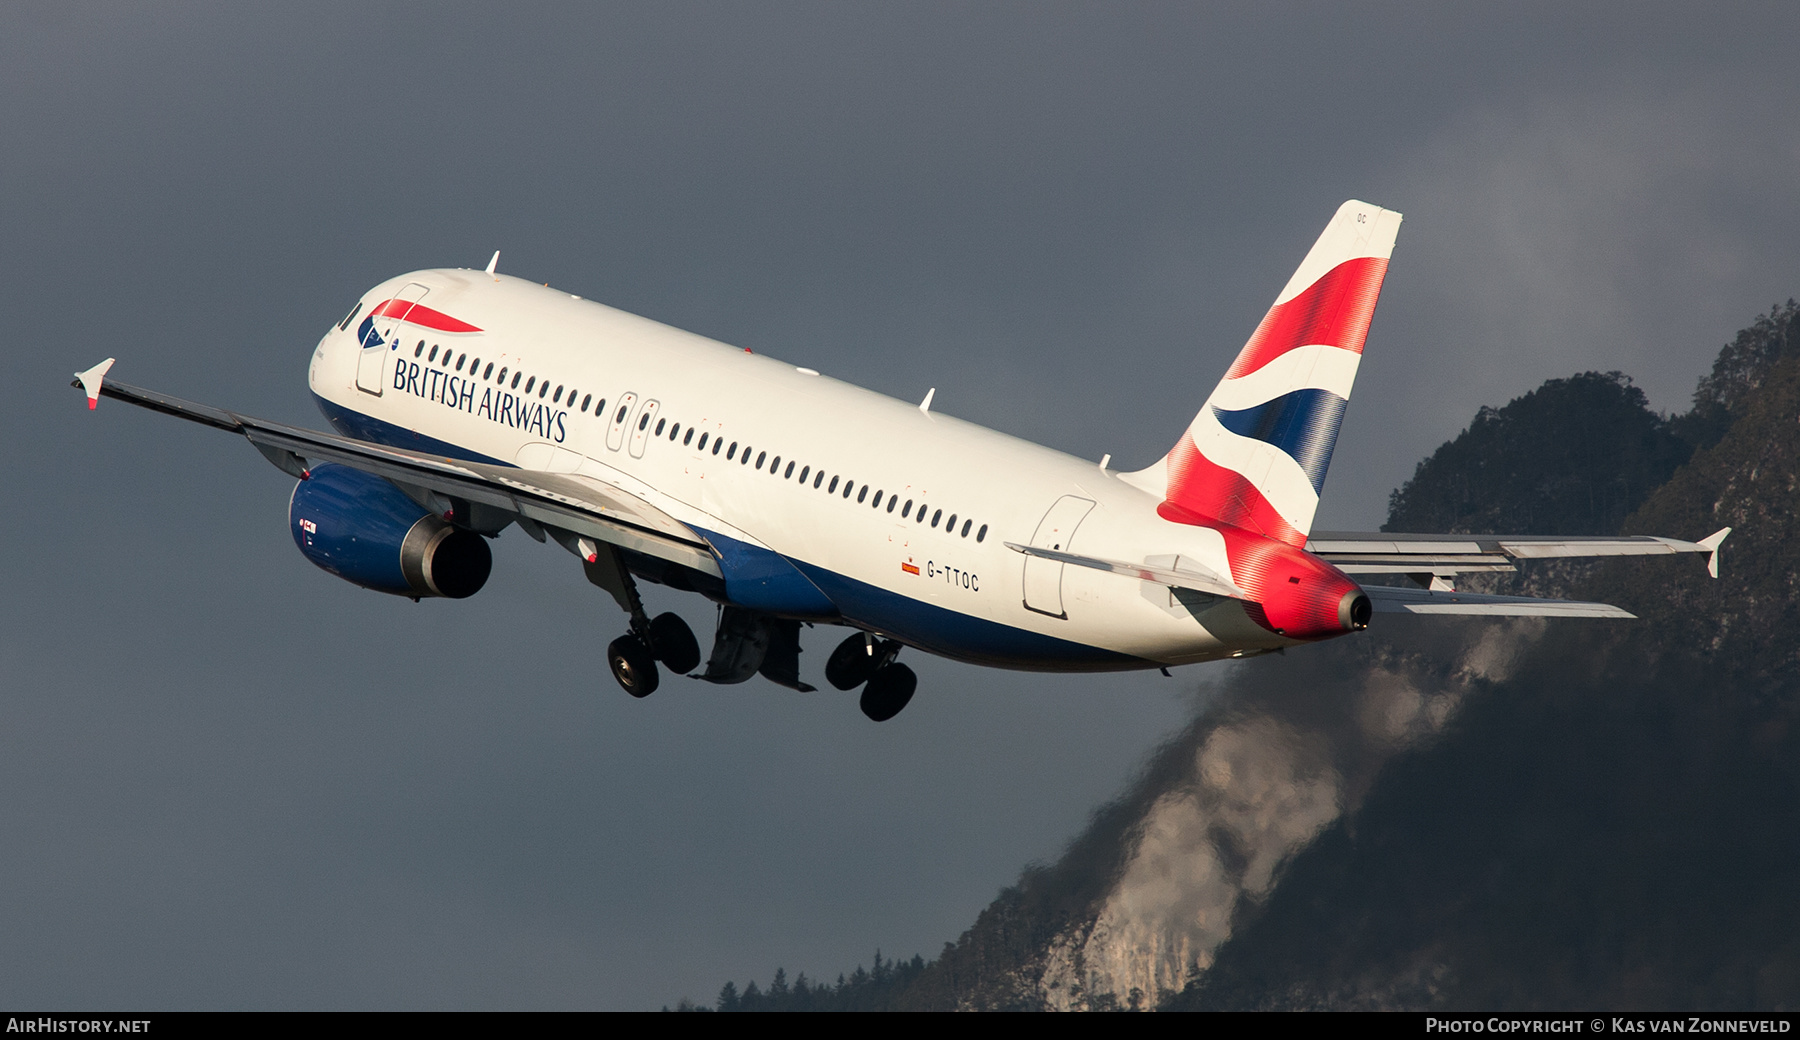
[{"xmin": 72, "ymin": 201, "xmax": 1728, "ymax": 721}]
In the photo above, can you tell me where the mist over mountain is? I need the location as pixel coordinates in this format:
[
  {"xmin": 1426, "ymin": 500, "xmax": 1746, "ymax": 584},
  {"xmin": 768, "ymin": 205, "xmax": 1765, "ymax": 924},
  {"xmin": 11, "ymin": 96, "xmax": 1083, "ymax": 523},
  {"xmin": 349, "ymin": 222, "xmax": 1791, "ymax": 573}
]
[{"xmin": 689, "ymin": 300, "xmax": 1800, "ymax": 1011}]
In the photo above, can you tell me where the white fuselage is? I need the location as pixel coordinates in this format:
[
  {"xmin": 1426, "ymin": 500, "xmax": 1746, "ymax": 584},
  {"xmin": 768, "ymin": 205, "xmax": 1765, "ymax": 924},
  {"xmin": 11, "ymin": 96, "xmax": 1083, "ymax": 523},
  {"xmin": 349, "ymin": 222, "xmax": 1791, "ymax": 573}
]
[{"xmin": 310, "ymin": 269, "xmax": 1291, "ymax": 670}]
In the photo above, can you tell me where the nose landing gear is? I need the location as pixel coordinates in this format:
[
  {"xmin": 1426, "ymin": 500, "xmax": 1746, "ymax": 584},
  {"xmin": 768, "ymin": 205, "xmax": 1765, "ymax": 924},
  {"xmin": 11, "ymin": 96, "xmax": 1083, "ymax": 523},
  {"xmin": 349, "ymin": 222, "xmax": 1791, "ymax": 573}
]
[{"xmin": 826, "ymin": 631, "xmax": 917, "ymax": 721}]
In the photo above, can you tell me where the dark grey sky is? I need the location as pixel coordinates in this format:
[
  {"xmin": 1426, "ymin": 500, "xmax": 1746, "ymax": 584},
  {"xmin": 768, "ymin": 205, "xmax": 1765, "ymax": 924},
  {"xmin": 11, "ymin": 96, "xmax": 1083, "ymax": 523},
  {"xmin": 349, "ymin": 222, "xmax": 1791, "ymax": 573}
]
[{"xmin": 4, "ymin": 2, "xmax": 1797, "ymax": 1009}]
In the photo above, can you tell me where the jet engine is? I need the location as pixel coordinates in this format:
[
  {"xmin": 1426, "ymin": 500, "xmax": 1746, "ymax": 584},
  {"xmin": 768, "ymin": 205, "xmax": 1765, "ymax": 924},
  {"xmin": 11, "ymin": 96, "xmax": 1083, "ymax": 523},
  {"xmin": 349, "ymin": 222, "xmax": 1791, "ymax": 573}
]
[{"xmin": 288, "ymin": 463, "xmax": 491, "ymax": 599}]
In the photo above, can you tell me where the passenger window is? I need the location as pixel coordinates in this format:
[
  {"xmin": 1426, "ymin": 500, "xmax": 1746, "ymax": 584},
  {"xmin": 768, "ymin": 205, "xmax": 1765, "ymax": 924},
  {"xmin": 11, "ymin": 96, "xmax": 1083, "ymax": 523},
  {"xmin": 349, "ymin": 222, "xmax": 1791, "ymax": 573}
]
[
  {"xmin": 497, "ymin": 366, "xmax": 508, "ymax": 384},
  {"xmin": 414, "ymin": 342, "xmax": 425, "ymax": 358},
  {"xmin": 512, "ymin": 373, "xmax": 523, "ymax": 390},
  {"xmin": 741, "ymin": 446, "xmax": 752, "ymax": 466},
  {"xmin": 595, "ymin": 398, "xmax": 606, "ymax": 417},
  {"xmin": 886, "ymin": 496, "xmax": 896, "ymax": 513},
  {"xmin": 582, "ymin": 393, "xmax": 592, "ymax": 412},
  {"xmin": 843, "ymin": 481, "xmax": 854, "ymax": 499},
  {"xmin": 713, "ymin": 438, "xmax": 723, "ymax": 456},
  {"xmin": 947, "ymin": 514, "xmax": 957, "ymax": 532},
  {"xmin": 685, "ymin": 429, "xmax": 695, "ymax": 447},
  {"xmin": 669, "ymin": 423, "xmax": 679, "ymax": 441},
  {"xmin": 902, "ymin": 500, "xmax": 912, "ymax": 518},
  {"xmin": 697, "ymin": 432, "xmax": 708, "ymax": 450},
  {"xmin": 976, "ymin": 524, "xmax": 987, "ymax": 543},
  {"xmin": 427, "ymin": 344, "xmax": 438, "ymax": 362},
  {"xmin": 655, "ymin": 418, "xmax": 666, "ymax": 436},
  {"xmin": 727, "ymin": 442, "xmax": 737, "ymax": 460},
  {"xmin": 615, "ymin": 405, "xmax": 628, "ymax": 422},
  {"xmin": 870, "ymin": 490, "xmax": 882, "ymax": 508},
  {"xmin": 799, "ymin": 466, "xmax": 810, "ymax": 483},
  {"xmin": 540, "ymin": 381, "xmax": 550, "ymax": 398},
  {"xmin": 756, "ymin": 451, "xmax": 766, "ymax": 470},
  {"xmin": 813, "ymin": 471, "xmax": 824, "ymax": 489},
  {"xmin": 857, "ymin": 486, "xmax": 868, "ymax": 504},
  {"xmin": 828, "ymin": 476, "xmax": 838, "ymax": 493},
  {"xmin": 484, "ymin": 362, "xmax": 494, "ymax": 380},
  {"xmin": 961, "ymin": 519, "xmax": 972, "ymax": 537},
  {"xmin": 456, "ymin": 354, "xmax": 466, "ymax": 372},
  {"xmin": 441, "ymin": 350, "xmax": 450, "ymax": 367},
  {"xmin": 553, "ymin": 386, "xmax": 563, "ymax": 403},
  {"xmin": 525, "ymin": 376, "xmax": 535, "ymax": 394},
  {"xmin": 931, "ymin": 509, "xmax": 942, "ymax": 528},
  {"xmin": 784, "ymin": 461, "xmax": 794, "ymax": 479},
  {"xmin": 639, "ymin": 413, "xmax": 651, "ymax": 431}
]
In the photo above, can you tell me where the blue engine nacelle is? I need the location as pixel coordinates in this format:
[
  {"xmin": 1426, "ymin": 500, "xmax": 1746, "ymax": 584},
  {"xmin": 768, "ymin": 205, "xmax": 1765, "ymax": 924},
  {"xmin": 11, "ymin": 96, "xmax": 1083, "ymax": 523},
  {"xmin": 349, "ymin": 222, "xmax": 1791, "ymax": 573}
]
[{"xmin": 288, "ymin": 464, "xmax": 492, "ymax": 599}]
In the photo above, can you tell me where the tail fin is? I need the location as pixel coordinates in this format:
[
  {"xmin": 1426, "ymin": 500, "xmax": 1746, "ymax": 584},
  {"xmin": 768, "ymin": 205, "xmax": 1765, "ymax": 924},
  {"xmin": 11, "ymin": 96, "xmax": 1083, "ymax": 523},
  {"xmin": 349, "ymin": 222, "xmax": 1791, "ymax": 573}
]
[{"xmin": 1125, "ymin": 200, "xmax": 1402, "ymax": 545}]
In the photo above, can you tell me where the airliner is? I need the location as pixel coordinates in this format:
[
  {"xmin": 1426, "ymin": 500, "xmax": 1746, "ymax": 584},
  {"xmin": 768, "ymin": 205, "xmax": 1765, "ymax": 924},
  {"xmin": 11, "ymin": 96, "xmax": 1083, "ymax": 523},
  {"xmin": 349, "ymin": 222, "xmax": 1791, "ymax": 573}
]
[{"xmin": 72, "ymin": 201, "xmax": 1728, "ymax": 721}]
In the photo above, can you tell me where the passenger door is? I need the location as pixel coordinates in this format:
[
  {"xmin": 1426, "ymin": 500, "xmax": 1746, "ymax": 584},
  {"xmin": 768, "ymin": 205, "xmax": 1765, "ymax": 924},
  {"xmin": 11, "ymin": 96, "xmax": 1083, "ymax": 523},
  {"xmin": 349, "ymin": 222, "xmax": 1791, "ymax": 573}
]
[{"xmin": 1022, "ymin": 495, "xmax": 1095, "ymax": 618}]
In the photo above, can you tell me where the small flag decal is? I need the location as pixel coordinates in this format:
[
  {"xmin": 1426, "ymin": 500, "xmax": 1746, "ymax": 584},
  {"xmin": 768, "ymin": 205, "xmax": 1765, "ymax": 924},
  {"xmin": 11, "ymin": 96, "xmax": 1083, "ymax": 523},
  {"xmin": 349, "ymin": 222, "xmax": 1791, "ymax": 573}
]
[{"xmin": 901, "ymin": 561, "xmax": 920, "ymax": 576}]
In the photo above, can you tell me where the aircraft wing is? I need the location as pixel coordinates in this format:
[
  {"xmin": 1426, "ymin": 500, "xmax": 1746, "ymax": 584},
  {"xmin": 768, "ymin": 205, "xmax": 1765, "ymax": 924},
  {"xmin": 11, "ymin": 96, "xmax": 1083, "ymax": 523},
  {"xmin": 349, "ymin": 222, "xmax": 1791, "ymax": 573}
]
[
  {"xmin": 72, "ymin": 366, "xmax": 723, "ymax": 578},
  {"xmin": 1307, "ymin": 529, "xmax": 1731, "ymax": 580},
  {"xmin": 1358, "ymin": 584, "xmax": 1634, "ymax": 618}
]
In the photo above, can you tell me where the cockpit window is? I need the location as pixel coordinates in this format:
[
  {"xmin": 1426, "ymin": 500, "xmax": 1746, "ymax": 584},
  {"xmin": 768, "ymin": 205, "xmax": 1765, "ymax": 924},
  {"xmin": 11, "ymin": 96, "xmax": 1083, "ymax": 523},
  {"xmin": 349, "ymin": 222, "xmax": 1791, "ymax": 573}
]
[{"xmin": 338, "ymin": 302, "xmax": 363, "ymax": 331}]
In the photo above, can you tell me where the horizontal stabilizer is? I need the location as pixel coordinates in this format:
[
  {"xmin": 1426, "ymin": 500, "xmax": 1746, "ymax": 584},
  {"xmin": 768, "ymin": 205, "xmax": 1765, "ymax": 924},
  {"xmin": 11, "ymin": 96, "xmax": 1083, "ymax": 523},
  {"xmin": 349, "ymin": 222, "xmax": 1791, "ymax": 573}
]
[
  {"xmin": 1361, "ymin": 584, "xmax": 1634, "ymax": 619},
  {"xmin": 1003, "ymin": 542, "xmax": 1246, "ymax": 600},
  {"xmin": 1309, "ymin": 530, "xmax": 1731, "ymax": 579}
]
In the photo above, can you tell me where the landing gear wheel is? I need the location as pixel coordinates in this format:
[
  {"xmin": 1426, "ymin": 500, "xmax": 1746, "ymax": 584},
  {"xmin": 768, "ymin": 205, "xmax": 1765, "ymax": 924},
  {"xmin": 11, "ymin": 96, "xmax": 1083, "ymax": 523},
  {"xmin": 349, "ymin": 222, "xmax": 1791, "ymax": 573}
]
[
  {"xmin": 826, "ymin": 632, "xmax": 880, "ymax": 691},
  {"xmin": 608, "ymin": 635, "xmax": 660, "ymax": 698},
  {"xmin": 648, "ymin": 612, "xmax": 701, "ymax": 674},
  {"xmin": 859, "ymin": 663, "xmax": 917, "ymax": 722}
]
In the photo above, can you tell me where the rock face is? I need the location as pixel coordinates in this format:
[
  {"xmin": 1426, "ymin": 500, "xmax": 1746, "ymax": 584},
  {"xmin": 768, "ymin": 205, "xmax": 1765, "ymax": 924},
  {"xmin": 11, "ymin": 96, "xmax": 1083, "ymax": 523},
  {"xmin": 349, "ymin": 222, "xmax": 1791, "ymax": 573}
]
[
  {"xmin": 700, "ymin": 301, "xmax": 1800, "ymax": 1012},
  {"xmin": 1022, "ymin": 624, "xmax": 1531, "ymax": 1011}
]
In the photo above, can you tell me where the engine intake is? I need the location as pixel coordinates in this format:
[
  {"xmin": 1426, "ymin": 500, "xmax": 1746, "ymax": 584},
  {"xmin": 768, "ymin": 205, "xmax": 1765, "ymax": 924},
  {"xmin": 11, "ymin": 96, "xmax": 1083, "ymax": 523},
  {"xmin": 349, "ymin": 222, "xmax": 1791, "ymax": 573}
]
[{"xmin": 289, "ymin": 464, "xmax": 491, "ymax": 599}]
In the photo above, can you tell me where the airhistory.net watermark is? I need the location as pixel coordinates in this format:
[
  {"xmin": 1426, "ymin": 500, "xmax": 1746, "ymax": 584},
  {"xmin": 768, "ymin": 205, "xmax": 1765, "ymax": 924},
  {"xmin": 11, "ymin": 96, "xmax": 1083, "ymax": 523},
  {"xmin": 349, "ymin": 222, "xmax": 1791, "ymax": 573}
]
[{"xmin": 5, "ymin": 1019, "xmax": 149, "ymax": 1034}]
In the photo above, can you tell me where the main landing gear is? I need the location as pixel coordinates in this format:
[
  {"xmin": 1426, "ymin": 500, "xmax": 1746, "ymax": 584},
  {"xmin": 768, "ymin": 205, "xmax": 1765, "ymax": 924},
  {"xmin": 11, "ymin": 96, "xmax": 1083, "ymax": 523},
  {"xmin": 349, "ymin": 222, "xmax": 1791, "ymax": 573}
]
[
  {"xmin": 606, "ymin": 611, "xmax": 700, "ymax": 698},
  {"xmin": 587, "ymin": 546, "xmax": 700, "ymax": 698},
  {"xmin": 826, "ymin": 631, "xmax": 917, "ymax": 722},
  {"xmin": 582, "ymin": 543, "xmax": 912, "ymax": 719}
]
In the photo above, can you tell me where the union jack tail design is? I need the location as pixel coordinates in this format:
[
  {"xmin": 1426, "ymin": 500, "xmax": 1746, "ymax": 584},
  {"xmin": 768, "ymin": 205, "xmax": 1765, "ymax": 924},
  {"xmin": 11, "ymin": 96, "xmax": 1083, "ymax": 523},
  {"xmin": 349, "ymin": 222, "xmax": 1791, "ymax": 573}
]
[{"xmin": 1130, "ymin": 200, "xmax": 1402, "ymax": 546}]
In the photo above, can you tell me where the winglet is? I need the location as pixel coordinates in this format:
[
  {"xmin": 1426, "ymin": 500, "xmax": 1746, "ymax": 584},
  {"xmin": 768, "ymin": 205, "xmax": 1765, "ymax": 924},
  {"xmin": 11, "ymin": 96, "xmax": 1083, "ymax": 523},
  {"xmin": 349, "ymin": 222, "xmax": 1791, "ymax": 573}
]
[
  {"xmin": 485, "ymin": 250, "xmax": 500, "ymax": 279},
  {"xmin": 74, "ymin": 358, "xmax": 116, "ymax": 410},
  {"xmin": 1698, "ymin": 527, "xmax": 1731, "ymax": 579},
  {"xmin": 919, "ymin": 387, "xmax": 935, "ymax": 414}
]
